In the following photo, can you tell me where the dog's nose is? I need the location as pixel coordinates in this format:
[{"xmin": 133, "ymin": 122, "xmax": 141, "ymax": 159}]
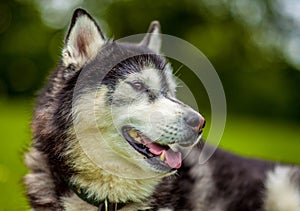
[{"xmin": 184, "ymin": 111, "xmax": 205, "ymax": 131}]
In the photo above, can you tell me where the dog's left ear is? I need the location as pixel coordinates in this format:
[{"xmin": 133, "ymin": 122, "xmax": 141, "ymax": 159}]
[
  {"xmin": 140, "ymin": 21, "xmax": 161, "ymax": 54},
  {"xmin": 62, "ymin": 8, "xmax": 106, "ymax": 69}
]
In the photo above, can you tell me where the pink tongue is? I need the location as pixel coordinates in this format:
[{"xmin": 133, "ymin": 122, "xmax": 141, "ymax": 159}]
[
  {"xmin": 165, "ymin": 150, "xmax": 182, "ymax": 169},
  {"xmin": 148, "ymin": 143, "xmax": 182, "ymax": 169}
]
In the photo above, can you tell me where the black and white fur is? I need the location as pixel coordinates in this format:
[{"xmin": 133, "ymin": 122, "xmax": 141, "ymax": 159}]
[{"xmin": 24, "ymin": 9, "xmax": 300, "ymax": 211}]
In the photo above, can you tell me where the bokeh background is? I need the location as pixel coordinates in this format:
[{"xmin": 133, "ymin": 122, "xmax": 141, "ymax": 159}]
[{"xmin": 0, "ymin": 0, "xmax": 300, "ymax": 209}]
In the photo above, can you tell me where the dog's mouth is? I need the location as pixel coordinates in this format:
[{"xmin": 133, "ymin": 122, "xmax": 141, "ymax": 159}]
[{"xmin": 121, "ymin": 126, "xmax": 182, "ymax": 170}]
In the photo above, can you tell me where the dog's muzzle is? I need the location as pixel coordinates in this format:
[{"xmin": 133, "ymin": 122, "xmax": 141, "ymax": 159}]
[{"xmin": 121, "ymin": 110, "xmax": 205, "ymax": 172}]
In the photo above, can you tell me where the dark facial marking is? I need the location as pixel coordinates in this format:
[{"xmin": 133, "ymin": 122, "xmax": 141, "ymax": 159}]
[
  {"xmin": 126, "ymin": 80, "xmax": 158, "ymax": 103},
  {"xmin": 103, "ymin": 54, "xmax": 167, "ymax": 105},
  {"xmin": 165, "ymin": 95, "xmax": 186, "ymax": 106}
]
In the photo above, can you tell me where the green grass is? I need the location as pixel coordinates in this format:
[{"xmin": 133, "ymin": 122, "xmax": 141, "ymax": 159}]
[
  {"xmin": 0, "ymin": 100, "xmax": 31, "ymax": 210},
  {"xmin": 219, "ymin": 116, "xmax": 300, "ymax": 164},
  {"xmin": 0, "ymin": 100, "xmax": 299, "ymax": 210}
]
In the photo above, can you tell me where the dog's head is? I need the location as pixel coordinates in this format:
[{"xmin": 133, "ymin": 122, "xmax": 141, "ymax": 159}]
[{"xmin": 64, "ymin": 9, "xmax": 205, "ymax": 176}]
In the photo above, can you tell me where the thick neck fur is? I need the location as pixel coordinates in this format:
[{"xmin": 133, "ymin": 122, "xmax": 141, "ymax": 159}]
[
  {"xmin": 64, "ymin": 89, "xmax": 168, "ymax": 204},
  {"xmin": 67, "ymin": 152, "xmax": 163, "ymax": 203}
]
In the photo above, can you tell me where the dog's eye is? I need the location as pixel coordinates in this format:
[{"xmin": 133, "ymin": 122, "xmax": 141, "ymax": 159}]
[{"xmin": 129, "ymin": 81, "xmax": 145, "ymax": 91}]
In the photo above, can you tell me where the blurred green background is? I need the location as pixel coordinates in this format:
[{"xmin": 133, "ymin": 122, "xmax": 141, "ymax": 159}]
[{"xmin": 0, "ymin": 0, "xmax": 300, "ymax": 210}]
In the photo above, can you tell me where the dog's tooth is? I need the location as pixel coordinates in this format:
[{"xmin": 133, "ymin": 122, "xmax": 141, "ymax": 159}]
[
  {"xmin": 160, "ymin": 151, "xmax": 166, "ymax": 161},
  {"xmin": 135, "ymin": 137, "xmax": 142, "ymax": 143},
  {"xmin": 128, "ymin": 130, "xmax": 138, "ymax": 138}
]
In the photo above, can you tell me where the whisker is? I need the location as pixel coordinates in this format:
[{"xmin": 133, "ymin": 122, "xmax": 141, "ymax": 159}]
[{"xmin": 173, "ymin": 65, "xmax": 184, "ymax": 76}]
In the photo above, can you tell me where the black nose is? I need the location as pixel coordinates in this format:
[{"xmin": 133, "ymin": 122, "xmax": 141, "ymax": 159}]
[{"xmin": 184, "ymin": 111, "xmax": 205, "ymax": 131}]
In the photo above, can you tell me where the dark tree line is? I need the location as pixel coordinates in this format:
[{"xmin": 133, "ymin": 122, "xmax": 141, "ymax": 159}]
[{"xmin": 0, "ymin": 0, "xmax": 300, "ymax": 121}]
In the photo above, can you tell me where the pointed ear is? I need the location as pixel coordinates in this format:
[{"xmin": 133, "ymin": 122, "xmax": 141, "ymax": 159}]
[
  {"xmin": 140, "ymin": 21, "xmax": 161, "ymax": 54},
  {"xmin": 62, "ymin": 8, "xmax": 106, "ymax": 69}
]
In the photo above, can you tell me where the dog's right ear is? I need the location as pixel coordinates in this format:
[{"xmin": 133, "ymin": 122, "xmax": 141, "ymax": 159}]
[{"xmin": 62, "ymin": 8, "xmax": 106, "ymax": 69}]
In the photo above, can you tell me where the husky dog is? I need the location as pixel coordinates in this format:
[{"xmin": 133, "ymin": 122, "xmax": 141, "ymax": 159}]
[{"xmin": 24, "ymin": 8, "xmax": 300, "ymax": 211}]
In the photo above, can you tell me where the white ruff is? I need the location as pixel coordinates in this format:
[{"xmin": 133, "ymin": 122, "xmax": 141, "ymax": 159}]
[{"xmin": 264, "ymin": 166, "xmax": 300, "ymax": 211}]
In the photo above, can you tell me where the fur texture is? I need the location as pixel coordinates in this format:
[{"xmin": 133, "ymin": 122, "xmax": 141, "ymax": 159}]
[{"xmin": 24, "ymin": 8, "xmax": 300, "ymax": 211}]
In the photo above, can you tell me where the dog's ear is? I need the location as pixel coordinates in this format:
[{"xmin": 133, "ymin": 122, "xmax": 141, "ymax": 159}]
[
  {"xmin": 140, "ymin": 21, "xmax": 161, "ymax": 54},
  {"xmin": 62, "ymin": 8, "xmax": 106, "ymax": 69}
]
